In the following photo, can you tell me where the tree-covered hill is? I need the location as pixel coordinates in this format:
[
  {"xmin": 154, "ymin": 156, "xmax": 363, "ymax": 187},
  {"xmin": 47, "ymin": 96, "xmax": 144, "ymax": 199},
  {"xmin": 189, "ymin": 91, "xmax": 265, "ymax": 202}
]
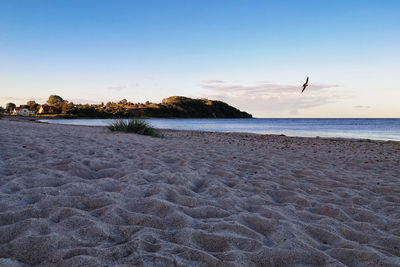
[
  {"xmin": 3, "ymin": 95, "xmax": 253, "ymax": 118},
  {"xmin": 141, "ymin": 96, "xmax": 252, "ymax": 118},
  {"xmin": 68, "ymin": 96, "xmax": 252, "ymax": 118}
]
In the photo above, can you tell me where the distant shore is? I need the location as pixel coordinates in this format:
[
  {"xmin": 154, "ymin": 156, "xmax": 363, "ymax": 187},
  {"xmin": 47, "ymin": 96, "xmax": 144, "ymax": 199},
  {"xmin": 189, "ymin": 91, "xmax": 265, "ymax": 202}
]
[
  {"xmin": 2, "ymin": 95, "xmax": 252, "ymax": 119},
  {"xmin": 3, "ymin": 115, "xmax": 400, "ymax": 142},
  {"xmin": 1, "ymin": 119, "xmax": 399, "ymax": 266}
]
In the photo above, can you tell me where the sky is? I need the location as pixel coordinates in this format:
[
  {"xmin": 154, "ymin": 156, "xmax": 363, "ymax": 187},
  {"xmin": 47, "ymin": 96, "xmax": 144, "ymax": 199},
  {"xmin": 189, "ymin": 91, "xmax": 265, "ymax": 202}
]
[{"xmin": 0, "ymin": 0, "xmax": 399, "ymax": 118}]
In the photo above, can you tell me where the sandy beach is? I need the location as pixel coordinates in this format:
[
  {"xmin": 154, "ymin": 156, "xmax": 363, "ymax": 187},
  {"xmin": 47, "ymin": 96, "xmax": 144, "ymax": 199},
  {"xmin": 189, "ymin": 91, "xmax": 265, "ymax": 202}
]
[{"xmin": 0, "ymin": 118, "xmax": 399, "ymax": 266}]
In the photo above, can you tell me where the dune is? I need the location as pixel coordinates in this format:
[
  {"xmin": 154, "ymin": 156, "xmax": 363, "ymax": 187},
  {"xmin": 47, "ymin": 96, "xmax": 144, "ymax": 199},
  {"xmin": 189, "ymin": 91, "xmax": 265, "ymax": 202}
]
[{"xmin": 0, "ymin": 118, "xmax": 399, "ymax": 266}]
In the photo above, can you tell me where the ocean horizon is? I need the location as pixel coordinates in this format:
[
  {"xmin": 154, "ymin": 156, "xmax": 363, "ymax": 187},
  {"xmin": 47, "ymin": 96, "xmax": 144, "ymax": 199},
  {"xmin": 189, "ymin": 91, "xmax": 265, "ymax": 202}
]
[{"xmin": 40, "ymin": 118, "xmax": 400, "ymax": 141}]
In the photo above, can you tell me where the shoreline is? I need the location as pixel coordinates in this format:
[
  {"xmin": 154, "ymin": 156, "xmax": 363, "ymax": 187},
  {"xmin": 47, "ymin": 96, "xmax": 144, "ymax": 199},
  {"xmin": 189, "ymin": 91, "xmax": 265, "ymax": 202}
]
[{"xmin": 5, "ymin": 115, "xmax": 398, "ymax": 143}]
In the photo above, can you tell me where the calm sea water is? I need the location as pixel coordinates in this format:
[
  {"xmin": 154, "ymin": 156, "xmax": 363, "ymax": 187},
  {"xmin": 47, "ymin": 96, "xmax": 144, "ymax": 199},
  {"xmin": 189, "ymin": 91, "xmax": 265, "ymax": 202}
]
[{"xmin": 39, "ymin": 118, "xmax": 400, "ymax": 141}]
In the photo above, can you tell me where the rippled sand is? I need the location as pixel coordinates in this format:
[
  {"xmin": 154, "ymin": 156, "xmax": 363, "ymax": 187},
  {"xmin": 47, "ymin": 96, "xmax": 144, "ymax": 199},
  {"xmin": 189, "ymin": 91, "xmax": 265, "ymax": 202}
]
[{"xmin": 0, "ymin": 119, "xmax": 399, "ymax": 266}]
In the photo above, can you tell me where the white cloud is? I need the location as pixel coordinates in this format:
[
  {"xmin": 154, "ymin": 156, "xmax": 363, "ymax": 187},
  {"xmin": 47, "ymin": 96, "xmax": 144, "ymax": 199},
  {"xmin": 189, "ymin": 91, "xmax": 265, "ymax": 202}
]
[
  {"xmin": 202, "ymin": 82, "xmax": 338, "ymax": 95},
  {"xmin": 353, "ymin": 105, "xmax": 370, "ymax": 108},
  {"xmin": 107, "ymin": 85, "xmax": 127, "ymax": 91},
  {"xmin": 0, "ymin": 96, "xmax": 100, "ymax": 106},
  {"xmin": 0, "ymin": 96, "xmax": 47, "ymax": 106},
  {"xmin": 201, "ymin": 80, "xmax": 344, "ymax": 117},
  {"xmin": 201, "ymin": 80, "xmax": 225, "ymax": 84},
  {"xmin": 67, "ymin": 98, "xmax": 99, "ymax": 104}
]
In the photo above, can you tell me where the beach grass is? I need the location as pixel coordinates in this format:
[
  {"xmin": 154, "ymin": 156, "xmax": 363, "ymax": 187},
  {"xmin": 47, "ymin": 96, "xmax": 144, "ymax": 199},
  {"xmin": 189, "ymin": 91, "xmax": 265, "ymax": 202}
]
[{"xmin": 108, "ymin": 119, "xmax": 162, "ymax": 137}]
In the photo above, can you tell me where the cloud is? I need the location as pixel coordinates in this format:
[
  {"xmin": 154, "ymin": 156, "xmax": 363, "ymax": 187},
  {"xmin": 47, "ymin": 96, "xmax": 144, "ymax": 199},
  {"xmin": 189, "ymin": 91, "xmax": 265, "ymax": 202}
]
[
  {"xmin": 67, "ymin": 98, "xmax": 99, "ymax": 104},
  {"xmin": 0, "ymin": 96, "xmax": 100, "ymax": 106},
  {"xmin": 107, "ymin": 85, "xmax": 127, "ymax": 91},
  {"xmin": 201, "ymin": 80, "xmax": 344, "ymax": 116},
  {"xmin": 202, "ymin": 82, "xmax": 338, "ymax": 96},
  {"xmin": 0, "ymin": 96, "xmax": 47, "ymax": 102},
  {"xmin": 201, "ymin": 80, "xmax": 225, "ymax": 84},
  {"xmin": 0, "ymin": 96, "xmax": 47, "ymax": 106},
  {"xmin": 353, "ymin": 105, "xmax": 370, "ymax": 108}
]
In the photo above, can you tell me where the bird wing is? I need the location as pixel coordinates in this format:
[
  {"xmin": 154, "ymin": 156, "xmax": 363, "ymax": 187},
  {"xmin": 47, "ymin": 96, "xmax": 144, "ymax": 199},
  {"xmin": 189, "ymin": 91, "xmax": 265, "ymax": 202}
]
[{"xmin": 301, "ymin": 77, "xmax": 309, "ymax": 93}]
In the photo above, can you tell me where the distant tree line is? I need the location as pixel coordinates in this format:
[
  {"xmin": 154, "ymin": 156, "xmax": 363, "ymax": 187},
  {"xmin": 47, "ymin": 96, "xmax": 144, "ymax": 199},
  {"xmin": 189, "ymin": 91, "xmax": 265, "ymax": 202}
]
[{"xmin": 0, "ymin": 95, "xmax": 252, "ymax": 118}]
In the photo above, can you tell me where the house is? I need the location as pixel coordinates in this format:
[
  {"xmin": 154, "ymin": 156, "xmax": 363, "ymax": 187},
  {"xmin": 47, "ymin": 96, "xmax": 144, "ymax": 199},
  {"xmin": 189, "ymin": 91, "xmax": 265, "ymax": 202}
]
[
  {"xmin": 38, "ymin": 105, "xmax": 58, "ymax": 114},
  {"xmin": 12, "ymin": 108, "xmax": 35, "ymax": 116}
]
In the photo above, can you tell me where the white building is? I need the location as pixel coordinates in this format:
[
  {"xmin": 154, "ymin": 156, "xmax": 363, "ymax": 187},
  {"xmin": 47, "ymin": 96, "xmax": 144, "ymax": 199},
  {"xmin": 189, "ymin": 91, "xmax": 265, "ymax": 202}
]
[{"xmin": 12, "ymin": 108, "xmax": 35, "ymax": 116}]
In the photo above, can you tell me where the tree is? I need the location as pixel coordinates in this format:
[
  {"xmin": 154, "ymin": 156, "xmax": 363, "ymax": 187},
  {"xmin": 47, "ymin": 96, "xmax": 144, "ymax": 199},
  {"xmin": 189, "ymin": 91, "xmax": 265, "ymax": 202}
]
[
  {"xmin": 6, "ymin": 102, "xmax": 16, "ymax": 112},
  {"xmin": 61, "ymin": 101, "xmax": 68, "ymax": 114},
  {"xmin": 47, "ymin": 95, "xmax": 64, "ymax": 106},
  {"xmin": 67, "ymin": 102, "xmax": 75, "ymax": 111},
  {"xmin": 26, "ymin": 100, "xmax": 38, "ymax": 111},
  {"xmin": 26, "ymin": 100, "xmax": 36, "ymax": 106},
  {"xmin": 119, "ymin": 99, "xmax": 128, "ymax": 105}
]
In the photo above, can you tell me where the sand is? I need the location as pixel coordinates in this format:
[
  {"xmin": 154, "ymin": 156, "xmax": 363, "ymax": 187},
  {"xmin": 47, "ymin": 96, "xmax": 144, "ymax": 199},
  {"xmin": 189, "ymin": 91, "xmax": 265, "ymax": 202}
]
[{"xmin": 0, "ymin": 118, "xmax": 399, "ymax": 266}]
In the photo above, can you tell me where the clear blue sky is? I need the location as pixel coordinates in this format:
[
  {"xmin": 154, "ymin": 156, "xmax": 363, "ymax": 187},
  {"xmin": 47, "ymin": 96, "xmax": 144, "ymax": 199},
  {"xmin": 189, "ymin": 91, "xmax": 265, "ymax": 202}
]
[{"xmin": 1, "ymin": 0, "xmax": 399, "ymax": 117}]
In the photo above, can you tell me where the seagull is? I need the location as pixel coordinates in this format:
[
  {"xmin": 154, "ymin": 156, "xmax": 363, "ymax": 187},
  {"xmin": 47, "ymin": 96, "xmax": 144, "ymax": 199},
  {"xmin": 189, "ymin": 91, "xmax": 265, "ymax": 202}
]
[{"xmin": 301, "ymin": 76, "xmax": 309, "ymax": 93}]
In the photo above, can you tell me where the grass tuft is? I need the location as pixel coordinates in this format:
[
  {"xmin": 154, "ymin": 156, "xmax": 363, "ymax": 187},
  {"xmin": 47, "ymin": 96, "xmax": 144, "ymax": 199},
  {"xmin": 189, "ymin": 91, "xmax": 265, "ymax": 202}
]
[{"xmin": 108, "ymin": 119, "xmax": 162, "ymax": 137}]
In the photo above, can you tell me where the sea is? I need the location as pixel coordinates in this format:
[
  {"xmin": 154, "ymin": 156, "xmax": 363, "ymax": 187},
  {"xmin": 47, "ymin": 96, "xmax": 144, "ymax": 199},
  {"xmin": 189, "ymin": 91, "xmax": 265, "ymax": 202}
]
[{"xmin": 39, "ymin": 118, "xmax": 400, "ymax": 141}]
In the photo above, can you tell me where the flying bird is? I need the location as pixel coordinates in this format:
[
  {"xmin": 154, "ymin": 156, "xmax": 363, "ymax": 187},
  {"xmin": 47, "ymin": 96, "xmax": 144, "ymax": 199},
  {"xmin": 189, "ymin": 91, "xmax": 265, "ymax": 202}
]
[{"xmin": 301, "ymin": 76, "xmax": 309, "ymax": 93}]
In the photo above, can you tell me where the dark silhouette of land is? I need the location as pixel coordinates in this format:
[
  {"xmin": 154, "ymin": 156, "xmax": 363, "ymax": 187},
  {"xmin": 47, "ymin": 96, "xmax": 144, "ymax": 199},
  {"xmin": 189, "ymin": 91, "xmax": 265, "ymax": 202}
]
[{"xmin": 2, "ymin": 96, "xmax": 252, "ymax": 119}]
